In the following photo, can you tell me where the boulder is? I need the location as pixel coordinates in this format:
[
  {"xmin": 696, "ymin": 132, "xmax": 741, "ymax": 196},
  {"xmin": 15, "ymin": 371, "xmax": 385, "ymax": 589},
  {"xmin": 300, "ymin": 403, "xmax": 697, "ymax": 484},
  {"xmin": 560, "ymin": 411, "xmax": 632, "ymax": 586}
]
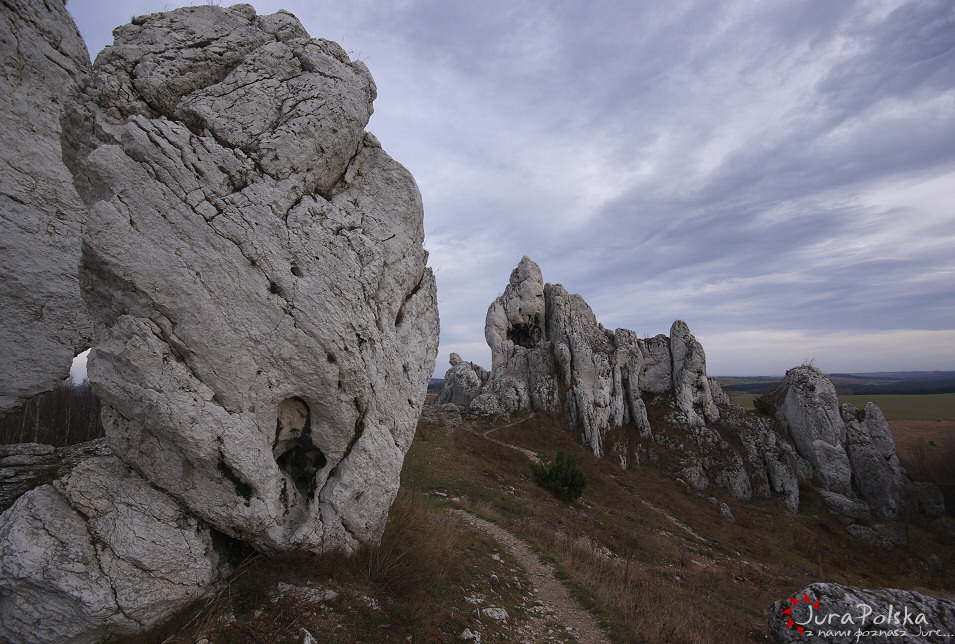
[
  {"xmin": 64, "ymin": 4, "xmax": 438, "ymax": 554},
  {"xmin": 0, "ymin": 0, "xmax": 93, "ymax": 412},
  {"xmin": 766, "ymin": 583, "xmax": 955, "ymax": 643},
  {"xmin": 436, "ymin": 353, "xmax": 489, "ymax": 407},
  {"xmin": 842, "ymin": 402, "xmax": 903, "ymax": 518},
  {"xmin": 818, "ymin": 489, "xmax": 871, "ymax": 524},
  {"xmin": 768, "ymin": 365, "xmax": 853, "ymax": 495},
  {"xmin": 0, "ymin": 457, "xmax": 224, "ymax": 644},
  {"xmin": 0, "ymin": 439, "xmax": 111, "ymax": 513}
]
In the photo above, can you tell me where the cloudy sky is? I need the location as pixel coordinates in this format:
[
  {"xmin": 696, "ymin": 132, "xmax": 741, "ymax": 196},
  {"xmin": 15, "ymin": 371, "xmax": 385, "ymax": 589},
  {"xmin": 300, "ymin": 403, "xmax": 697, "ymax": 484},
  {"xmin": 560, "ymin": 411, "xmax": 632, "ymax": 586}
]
[{"xmin": 68, "ymin": 0, "xmax": 955, "ymax": 376}]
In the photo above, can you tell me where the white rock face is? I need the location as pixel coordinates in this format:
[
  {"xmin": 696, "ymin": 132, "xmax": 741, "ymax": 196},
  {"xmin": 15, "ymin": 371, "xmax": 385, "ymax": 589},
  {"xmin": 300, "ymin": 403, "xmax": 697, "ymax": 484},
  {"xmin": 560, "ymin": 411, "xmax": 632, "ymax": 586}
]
[
  {"xmin": 436, "ymin": 353, "xmax": 489, "ymax": 407},
  {"xmin": 767, "ymin": 583, "xmax": 955, "ymax": 643},
  {"xmin": 461, "ymin": 257, "xmax": 719, "ymax": 456},
  {"xmin": 0, "ymin": 457, "xmax": 222, "ymax": 644},
  {"xmin": 65, "ymin": 4, "xmax": 438, "ymax": 554},
  {"xmin": 770, "ymin": 365, "xmax": 853, "ymax": 495},
  {"xmin": 670, "ymin": 321, "xmax": 719, "ymax": 425},
  {"xmin": 0, "ymin": 0, "xmax": 94, "ymax": 412},
  {"xmin": 765, "ymin": 365, "xmax": 942, "ymax": 521},
  {"xmin": 842, "ymin": 402, "xmax": 903, "ymax": 518}
]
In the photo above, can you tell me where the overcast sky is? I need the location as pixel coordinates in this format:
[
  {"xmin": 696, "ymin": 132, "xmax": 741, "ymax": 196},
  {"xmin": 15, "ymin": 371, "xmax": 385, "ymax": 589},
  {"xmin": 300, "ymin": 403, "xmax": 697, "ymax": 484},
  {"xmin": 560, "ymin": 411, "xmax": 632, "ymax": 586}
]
[{"xmin": 68, "ymin": 0, "xmax": 955, "ymax": 377}]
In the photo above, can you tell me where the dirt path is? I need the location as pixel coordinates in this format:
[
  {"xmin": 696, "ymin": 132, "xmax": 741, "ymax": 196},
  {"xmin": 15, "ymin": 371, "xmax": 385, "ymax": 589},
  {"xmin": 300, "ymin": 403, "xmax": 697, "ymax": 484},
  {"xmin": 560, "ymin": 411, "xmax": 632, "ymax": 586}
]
[
  {"xmin": 450, "ymin": 509, "xmax": 612, "ymax": 644},
  {"xmin": 462, "ymin": 414, "xmax": 541, "ymax": 463}
]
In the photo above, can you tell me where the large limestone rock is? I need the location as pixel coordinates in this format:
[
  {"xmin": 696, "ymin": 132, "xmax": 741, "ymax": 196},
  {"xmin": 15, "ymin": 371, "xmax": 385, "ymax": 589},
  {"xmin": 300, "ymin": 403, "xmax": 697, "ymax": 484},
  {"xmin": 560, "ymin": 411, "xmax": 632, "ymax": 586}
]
[
  {"xmin": 0, "ymin": 0, "xmax": 93, "ymax": 412},
  {"xmin": 767, "ymin": 365, "xmax": 853, "ymax": 495},
  {"xmin": 766, "ymin": 583, "xmax": 955, "ymax": 643},
  {"xmin": 670, "ymin": 320, "xmax": 719, "ymax": 425},
  {"xmin": 842, "ymin": 402, "xmax": 903, "ymax": 518},
  {"xmin": 765, "ymin": 366, "xmax": 924, "ymax": 521},
  {"xmin": 436, "ymin": 353, "xmax": 489, "ymax": 407},
  {"xmin": 64, "ymin": 4, "xmax": 438, "ymax": 554},
  {"xmin": 465, "ymin": 257, "xmax": 720, "ymax": 456},
  {"xmin": 0, "ymin": 457, "xmax": 223, "ymax": 644}
]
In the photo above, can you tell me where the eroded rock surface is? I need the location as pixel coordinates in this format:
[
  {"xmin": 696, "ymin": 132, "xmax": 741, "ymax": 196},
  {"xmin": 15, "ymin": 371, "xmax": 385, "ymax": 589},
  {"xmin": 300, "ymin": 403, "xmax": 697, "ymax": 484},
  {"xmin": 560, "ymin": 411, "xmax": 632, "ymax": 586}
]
[
  {"xmin": 0, "ymin": 457, "xmax": 223, "ymax": 644},
  {"xmin": 436, "ymin": 353, "xmax": 489, "ymax": 407},
  {"xmin": 455, "ymin": 256, "xmax": 720, "ymax": 457},
  {"xmin": 0, "ymin": 0, "xmax": 93, "ymax": 412},
  {"xmin": 765, "ymin": 366, "xmax": 917, "ymax": 521},
  {"xmin": 767, "ymin": 366, "xmax": 853, "ymax": 496},
  {"xmin": 0, "ymin": 3, "xmax": 438, "ymax": 642},
  {"xmin": 66, "ymin": 4, "xmax": 438, "ymax": 554}
]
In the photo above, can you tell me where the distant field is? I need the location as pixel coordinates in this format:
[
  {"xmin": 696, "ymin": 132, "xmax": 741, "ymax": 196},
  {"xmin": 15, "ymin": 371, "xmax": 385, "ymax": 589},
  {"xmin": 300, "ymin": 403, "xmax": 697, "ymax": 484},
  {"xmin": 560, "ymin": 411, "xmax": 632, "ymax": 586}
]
[
  {"xmin": 729, "ymin": 393, "xmax": 955, "ymax": 421},
  {"xmin": 839, "ymin": 394, "xmax": 955, "ymax": 421}
]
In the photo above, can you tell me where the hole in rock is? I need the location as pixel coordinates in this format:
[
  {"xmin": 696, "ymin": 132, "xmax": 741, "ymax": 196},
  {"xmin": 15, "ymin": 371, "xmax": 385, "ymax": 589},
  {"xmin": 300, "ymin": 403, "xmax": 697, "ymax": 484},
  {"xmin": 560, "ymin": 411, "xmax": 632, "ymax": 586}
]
[
  {"xmin": 273, "ymin": 397, "xmax": 326, "ymax": 501},
  {"xmin": 290, "ymin": 265, "xmax": 303, "ymax": 277},
  {"xmin": 506, "ymin": 315, "xmax": 542, "ymax": 349}
]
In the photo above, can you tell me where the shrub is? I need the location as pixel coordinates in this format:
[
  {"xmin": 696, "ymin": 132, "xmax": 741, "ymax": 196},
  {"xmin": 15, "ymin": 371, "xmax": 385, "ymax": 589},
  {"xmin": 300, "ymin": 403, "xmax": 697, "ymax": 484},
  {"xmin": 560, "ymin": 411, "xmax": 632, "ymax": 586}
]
[
  {"xmin": 753, "ymin": 396, "xmax": 775, "ymax": 417},
  {"xmin": 531, "ymin": 451, "xmax": 587, "ymax": 501}
]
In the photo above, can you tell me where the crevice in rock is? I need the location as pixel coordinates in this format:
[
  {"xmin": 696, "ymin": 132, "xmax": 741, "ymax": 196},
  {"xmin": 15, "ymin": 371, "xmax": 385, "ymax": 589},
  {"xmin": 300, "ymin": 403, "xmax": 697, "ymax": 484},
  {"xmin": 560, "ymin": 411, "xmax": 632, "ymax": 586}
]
[{"xmin": 214, "ymin": 442, "xmax": 253, "ymax": 504}]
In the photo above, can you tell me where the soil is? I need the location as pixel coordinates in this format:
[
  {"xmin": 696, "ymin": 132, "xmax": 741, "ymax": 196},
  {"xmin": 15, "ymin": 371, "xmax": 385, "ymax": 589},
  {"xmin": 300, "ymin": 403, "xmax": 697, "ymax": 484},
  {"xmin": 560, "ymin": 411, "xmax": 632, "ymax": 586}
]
[{"xmin": 450, "ymin": 509, "xmax": 612, "ymax": 644}]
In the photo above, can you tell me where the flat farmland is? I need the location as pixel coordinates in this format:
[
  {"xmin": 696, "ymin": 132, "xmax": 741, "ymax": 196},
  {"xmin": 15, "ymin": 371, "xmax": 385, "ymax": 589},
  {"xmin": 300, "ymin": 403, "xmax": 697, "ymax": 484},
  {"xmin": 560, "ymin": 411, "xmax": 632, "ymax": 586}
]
[
  {"xmin": 840, "ymin": 393, "xmax": 955, "ymax": 421},
  {"xmin": 729, "ymin": 393, "xmax": 955, "ymax": 422}
]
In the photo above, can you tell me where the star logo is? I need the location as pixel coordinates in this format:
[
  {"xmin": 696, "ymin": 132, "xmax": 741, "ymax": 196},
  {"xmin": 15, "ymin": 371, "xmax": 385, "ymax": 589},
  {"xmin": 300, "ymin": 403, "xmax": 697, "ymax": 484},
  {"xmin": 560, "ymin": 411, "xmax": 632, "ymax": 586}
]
[{"xmin": 780, "ymin": 591, "xmax": 821, "ymax": 636}]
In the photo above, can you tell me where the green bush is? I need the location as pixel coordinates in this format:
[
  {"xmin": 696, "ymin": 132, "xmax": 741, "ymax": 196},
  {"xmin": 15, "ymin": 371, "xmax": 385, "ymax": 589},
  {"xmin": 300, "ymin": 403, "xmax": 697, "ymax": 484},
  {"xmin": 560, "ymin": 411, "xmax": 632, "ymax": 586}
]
[
  {"xmin": 531, "ymin": 451, "xmax": 587, "ymax": 501},
  {"xmin": 753, "ymin": 396, "xmax": 775, "ymax": 417}
]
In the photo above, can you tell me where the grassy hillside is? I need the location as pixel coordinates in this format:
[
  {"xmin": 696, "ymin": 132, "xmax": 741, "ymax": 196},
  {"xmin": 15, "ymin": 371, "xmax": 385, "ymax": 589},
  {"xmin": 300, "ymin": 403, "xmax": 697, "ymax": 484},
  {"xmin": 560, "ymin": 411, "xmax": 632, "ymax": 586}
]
[{"xmin": 130, "ymin": 409, "xmax": 955, "ymax": 643}]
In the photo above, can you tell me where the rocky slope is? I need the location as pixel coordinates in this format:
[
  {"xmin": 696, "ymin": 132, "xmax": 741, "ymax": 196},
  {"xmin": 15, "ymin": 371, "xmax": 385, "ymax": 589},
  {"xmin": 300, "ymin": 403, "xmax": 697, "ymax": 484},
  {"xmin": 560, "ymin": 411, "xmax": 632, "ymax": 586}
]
[
  {"xmin": 438, "ymin": 258, "xmax": 945, "ymax": 528},
  {"xmin": 0, "ymin": 3, "xmax": 438, "ymax": 642}
]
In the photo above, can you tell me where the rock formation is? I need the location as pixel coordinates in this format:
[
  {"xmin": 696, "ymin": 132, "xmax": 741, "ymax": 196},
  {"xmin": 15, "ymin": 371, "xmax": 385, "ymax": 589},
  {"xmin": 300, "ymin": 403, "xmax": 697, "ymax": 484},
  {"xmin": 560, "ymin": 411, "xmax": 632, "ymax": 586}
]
[
  {"xmin": 766, "ymin": 583, "xmax": 955, "ymax": 643},
  {"xmin": 0, "ymin": 0, "xmax": 94, "ymax": 412},
  {"xmin": 764, "ymin": 365, "xmax": 914, "ymax": 521},
  {"xmin": 436, "ymin": 353, "xmax": 489, "ymax": 407},
  {"xmin": 0, "ymin": 3, "xmax": 439, "ymax": 642},
  {"xmin": 1, "ymin": 456, "xmax": 224, "ymax": 644},
  {"xmin": 68, "ymin": 0, "xmax": 438, "ymax": 555},
  {"xmin": 457, "ymin": 256, "xmax": 720, "ymax": 457},
  {"xmin": 439, "ymin": 257, "xmax": 811, "ymax": 507}
]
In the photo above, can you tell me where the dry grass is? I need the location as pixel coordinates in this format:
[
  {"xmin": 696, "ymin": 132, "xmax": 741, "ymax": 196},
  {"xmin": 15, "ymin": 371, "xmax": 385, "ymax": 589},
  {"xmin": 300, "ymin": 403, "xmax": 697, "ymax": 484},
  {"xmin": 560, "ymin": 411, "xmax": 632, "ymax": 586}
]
[
  {"xmin": 121, "ymin": 404, "xmax": 955, "ymax": 644},
  {"xmin": 410, "ymin": 407, "xmax": 955, "ymax": 643}
]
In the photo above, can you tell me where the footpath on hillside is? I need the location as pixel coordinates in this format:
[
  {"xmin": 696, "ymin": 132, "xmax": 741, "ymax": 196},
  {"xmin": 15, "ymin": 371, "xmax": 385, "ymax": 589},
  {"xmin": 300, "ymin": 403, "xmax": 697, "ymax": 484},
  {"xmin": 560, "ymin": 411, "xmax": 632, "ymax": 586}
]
[{"xmin": 450, "ymin": 509, "xmax": 612, "ymax": 644}]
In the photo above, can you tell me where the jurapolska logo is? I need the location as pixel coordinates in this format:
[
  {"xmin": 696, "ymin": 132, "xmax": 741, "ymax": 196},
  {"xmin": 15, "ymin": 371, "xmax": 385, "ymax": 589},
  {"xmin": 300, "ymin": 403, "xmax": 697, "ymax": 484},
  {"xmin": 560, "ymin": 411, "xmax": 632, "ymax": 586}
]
[
  {"xmin": 779, "ymin": 591, "xmax": 820, "ymax": 636},
  {"xmin": 776, "ymin": 591, "xmax": 954, "ymax": 641}
]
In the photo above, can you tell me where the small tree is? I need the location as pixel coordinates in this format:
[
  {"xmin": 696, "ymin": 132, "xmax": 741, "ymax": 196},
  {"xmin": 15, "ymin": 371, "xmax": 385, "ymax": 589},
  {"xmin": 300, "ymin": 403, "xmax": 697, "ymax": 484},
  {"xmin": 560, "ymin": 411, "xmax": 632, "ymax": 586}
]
[{"xmin": 531, "ymin": 451, "xmax": 587, "ymax": 501}]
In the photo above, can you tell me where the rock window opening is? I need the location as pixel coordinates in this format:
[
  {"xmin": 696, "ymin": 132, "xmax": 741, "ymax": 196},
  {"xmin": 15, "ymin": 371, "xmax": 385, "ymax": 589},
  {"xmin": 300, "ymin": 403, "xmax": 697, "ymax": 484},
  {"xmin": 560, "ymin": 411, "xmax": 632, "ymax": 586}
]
[
  {"xmin": 273, "ymin": 397, "xmax": 326, "ymax": 500},
  {"xmin": 506, "ymin": 316, "xmax": 542, "ymax": 349}
]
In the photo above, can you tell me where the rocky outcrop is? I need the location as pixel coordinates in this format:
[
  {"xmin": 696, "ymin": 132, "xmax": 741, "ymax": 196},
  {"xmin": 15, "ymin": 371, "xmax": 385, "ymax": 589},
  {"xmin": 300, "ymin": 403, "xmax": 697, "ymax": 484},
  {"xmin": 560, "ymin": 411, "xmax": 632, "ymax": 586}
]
[
  {"xmin": 0, "ymin": 3, "xmax": 438, "ymax": 642},
  {"xmin": 767, "ymin": 366, "xmax": 853, "ymax": 496},
  {"xmin": 0, "ymin": 457, "xmax": 223, "ymax": 644},
  {"xmin": 767, "ymin": 583, "xmax": 955, "ymax": 643},
  {"xmin": 462, "ymin": 257, "xmax": 719, "ymax": 456},
  {"xmin": 0, "ymin": 0, "xmax": 93, "ymax": 412},
  {"xmin": 436, "ymin": 353, "xmax": 489, "ymax": 407},
  {"xmin": 842, "ymin": 402, "xmax": 903, "ymax": 518},
  {"xmin": 66, "ymin": 3, "xmax": 438, "ymax": 555},
  {"xmin": 764, "ymin": 365, "xmax": 919, "ymax": 522},
  {"xmin": 441, "ymin": 257, "xmax": 809, "ymax": 507}
]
